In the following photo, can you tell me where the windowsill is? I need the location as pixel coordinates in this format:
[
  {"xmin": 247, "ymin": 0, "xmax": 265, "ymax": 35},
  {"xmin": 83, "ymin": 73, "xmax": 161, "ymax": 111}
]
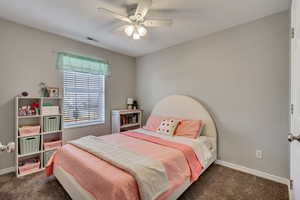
[{"xmin": 64, "ymin": 121, "xmax": 105, "ymax": 129}]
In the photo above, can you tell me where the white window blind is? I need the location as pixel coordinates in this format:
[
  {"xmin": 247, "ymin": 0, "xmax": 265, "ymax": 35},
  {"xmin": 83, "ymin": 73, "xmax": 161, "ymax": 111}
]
[{"xmin": 63, "ymin": 71, "xmax": 105, "ymax": 128}]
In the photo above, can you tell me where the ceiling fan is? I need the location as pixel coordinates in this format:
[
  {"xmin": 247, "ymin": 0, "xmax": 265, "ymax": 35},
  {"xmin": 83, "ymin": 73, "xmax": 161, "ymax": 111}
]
[{"xmin": 97, "ymin": 0, "xmax": 173, "ymax": 40}]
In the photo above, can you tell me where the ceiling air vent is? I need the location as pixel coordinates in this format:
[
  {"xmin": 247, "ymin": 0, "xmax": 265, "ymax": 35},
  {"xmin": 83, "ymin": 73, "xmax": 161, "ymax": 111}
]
[{"xmin": 86, "ymin": 37, "xmax": 99, "ymax": 42}]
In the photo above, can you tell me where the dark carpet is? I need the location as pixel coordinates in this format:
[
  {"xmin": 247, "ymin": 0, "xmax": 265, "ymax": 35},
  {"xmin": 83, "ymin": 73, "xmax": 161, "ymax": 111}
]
[{"xmin": 0, "ymin": 164, "xmax": 288, "ymax": 200}]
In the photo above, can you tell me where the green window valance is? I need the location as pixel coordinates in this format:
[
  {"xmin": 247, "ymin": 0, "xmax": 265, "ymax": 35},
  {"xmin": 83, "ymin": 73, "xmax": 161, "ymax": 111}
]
[{"xmin": 56, "ymin": 52, "xmax": 111, "ymax": 76}]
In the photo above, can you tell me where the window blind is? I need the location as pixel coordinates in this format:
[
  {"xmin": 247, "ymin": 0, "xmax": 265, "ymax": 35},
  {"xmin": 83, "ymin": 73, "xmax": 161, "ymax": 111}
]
[
  {"xmin": 63, "ymin": 71, "xmax": 105, "ymax": 127},
  {"xmin": 57, "ymin": 52, "xmax": 111, "ymax": 76}
]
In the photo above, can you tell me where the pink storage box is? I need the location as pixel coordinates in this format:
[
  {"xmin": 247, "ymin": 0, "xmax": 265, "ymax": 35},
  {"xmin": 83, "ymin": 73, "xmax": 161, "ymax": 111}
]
[
  {"xmin": 18, "ymin": 161, "xmax": 40, "ymax": 174},
  {"xmin": 44, "ymin": 140, "xmax": 62, "ymax": 150},
  {"xmin": 19, "ymin": 125, "xmax": 40, "ymax": 136},
  {"xmin": 41, "ymin": 106, "xmax": 60, "ymax": 115}
]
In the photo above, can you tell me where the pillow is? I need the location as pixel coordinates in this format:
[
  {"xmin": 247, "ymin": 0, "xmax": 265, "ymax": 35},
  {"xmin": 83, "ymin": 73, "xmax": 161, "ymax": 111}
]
[
  {"xmin": 143, "ymin": 115, "xmax": 167, "ymax": 131},
  {"xmin": 144, "ymin": 115, "xmax": 204, "ymax": 139},
  {"xmin": 174, "ymin": 119, "xmax": 203, "ymax": 139},
  {"xmin": 157, "ymin": 119, "xmax": 180, "ymax": 136}
]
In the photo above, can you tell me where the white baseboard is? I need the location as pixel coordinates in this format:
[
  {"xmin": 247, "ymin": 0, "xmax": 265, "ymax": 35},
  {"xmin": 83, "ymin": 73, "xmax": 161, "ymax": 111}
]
[
  {"xmin": 215, "ymin": 160, "xmax": 289, "ymax": 185},
  {"xmin": 288, "ymin": 182, "xmax": 294, "ymax": 200},
  {"xmin": 0, "ymin": 166, "xmax": 15, "ymax": 176}
]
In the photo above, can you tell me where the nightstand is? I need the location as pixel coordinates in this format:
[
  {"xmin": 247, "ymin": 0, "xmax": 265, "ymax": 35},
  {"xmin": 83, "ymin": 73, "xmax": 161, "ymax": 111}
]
[{"xmin": 111, "ymin": 109, "xmax": 142, "ymax": 133}]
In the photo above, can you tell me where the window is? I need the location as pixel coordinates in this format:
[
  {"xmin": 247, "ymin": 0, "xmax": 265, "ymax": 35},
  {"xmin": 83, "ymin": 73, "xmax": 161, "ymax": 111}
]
[
  {"xmin": 57, "ymin": 52, "xmax": 110, "ymax": 128},
  {"xmin": 63, "ymin": 70, "xmax": 105, "ymax": 128}
]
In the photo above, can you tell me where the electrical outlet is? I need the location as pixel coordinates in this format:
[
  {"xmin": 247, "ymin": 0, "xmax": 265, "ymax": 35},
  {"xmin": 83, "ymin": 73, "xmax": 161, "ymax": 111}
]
[{"xmin": 256, "ymin": 150, "xmax": 263, "ymax": 159}]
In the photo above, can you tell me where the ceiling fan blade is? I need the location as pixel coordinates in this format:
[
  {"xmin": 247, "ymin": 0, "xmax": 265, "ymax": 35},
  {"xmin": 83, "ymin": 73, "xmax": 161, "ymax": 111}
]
[
  {"xmin": 143, "ymin": 19, "xmax": 172, "ymax": 27},
  {"xmin": 97, "ymin": 7, "xmax": 132, "ymax": 23},
  {"xmin": 135, "ymin": 0, "xmax": 152, "ymax": 20}
]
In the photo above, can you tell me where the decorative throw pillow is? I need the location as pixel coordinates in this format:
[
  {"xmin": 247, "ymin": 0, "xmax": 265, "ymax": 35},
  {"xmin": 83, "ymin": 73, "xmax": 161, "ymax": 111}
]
[{"xmin": 156, "ymin": 119, "xmax": 180, "ymax": 136}]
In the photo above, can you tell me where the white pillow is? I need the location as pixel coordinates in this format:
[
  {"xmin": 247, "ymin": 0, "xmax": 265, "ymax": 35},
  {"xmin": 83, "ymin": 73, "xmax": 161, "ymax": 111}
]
[{"xmin": 156, "ymin": 119, "xmax": 180, "ymax": 136}]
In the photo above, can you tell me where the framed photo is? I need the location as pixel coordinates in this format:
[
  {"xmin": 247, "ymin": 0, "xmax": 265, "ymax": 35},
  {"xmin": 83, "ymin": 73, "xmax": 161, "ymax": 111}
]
[{"xmin": 47, "ymin": 87, "xmax": 59, "ymax": 97}]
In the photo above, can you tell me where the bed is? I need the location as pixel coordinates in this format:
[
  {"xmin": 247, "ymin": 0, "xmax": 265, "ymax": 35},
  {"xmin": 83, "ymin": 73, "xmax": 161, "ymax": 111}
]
[{"xmin": 50, "ymin": 95, "xmax": 217, "ymax": 200}]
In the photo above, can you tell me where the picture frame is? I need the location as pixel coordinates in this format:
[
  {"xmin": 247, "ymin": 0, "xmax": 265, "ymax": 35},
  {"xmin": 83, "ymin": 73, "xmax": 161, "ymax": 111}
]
[{"xmin": 47, "ymin": 87, "xmax": 59, "ymax": 97}]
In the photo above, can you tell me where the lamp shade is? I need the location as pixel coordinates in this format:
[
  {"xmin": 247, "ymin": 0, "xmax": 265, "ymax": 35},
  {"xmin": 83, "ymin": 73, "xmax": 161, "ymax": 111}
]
[
  {"xmin": 124, "ymin": 25, "xmax": 134, "ymax": 36},
  {"xmin": 137, "ymin": 26, "xmax": 147, "ymax": 37},
  {"xmin": 133, "ymin": 32, "xmax": 141, "ymax": 40},
  {"xmin": 127, "ymin": 98, "xmax": 134, "ymax": 104}
]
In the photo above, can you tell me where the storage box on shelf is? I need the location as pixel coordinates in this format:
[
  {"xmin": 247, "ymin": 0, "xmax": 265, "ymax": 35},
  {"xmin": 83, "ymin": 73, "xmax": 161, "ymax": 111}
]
[
  {"xmin": 43, "ymin": 115, "xmax": 61, "ymax": 132},
  {"xmin": 44, "ymin": 140, "xmax": 62, "ymax": 150},
  {"xmin": 41, "ymin": 106, "xmax": 60, "ymax": 116},
  {"xmin": 44, "ymin": 149, "xmax": 56, "ymax": 167},
  {"xmin": 19, "ymin": 125, "xmax": 40, "ymax": 137},
  {"xmin": 18, "ymin": 158, "xmax": 40, "ymax": 175},
  {"xmin": 15, "ymin": 97, "xmax": 64, "ymax": 177},
  {"xmin": 19, "ymin": 135, "xmax": 40, "ymax": 155}
]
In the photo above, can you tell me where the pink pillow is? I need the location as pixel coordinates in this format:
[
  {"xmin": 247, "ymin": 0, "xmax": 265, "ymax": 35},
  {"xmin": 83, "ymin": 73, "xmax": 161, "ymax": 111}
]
[
  {"xmin": 143, "ymin": 115, "xmax": 167, "ymax": 131},
  {"xmin": 173, "ymin": 119, "xmax": 203, "ymax": 139},
  {"xmin": 144, "ymin": 115, "xmax": 202, "ymax": 139}
]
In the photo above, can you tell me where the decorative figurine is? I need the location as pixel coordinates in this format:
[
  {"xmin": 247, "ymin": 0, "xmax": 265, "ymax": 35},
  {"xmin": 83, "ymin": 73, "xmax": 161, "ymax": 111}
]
[
  {"xmin": 39, "ymin": 82, "xmax": 49, "ymax": 97},
  {"xmin": 133, "ymin": 100, "xmax": 138, "ymax": 110},
  {"xmin": 21, "ymin": 91, "xmax": 29, "ymax": 97}
]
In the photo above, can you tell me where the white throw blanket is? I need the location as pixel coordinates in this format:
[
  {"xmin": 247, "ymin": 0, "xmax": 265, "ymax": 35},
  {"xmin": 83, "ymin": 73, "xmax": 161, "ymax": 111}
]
[{"xmin": 69, "ymin": 136, "xmax": 169, "ymax": 200}]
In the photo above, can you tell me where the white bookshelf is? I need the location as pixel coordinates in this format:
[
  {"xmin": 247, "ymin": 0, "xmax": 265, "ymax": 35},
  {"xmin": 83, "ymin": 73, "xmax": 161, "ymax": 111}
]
[
  {"xmin": 15, "ymin": 97, "xmax": 64, "ymax": 177},
  {"xmin": 112, "ymin": 109, "xmax": 142, "ymax": 133}
]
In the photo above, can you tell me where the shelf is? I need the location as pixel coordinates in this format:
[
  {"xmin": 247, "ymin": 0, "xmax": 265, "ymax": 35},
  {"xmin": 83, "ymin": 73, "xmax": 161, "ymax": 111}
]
[
  {"xmin": 18, "ymin": 168, "xmax": 44, "ymax": 177},
  {"xmin": 18, "ymin": 133, "xmax": 41, "ymax": 138},
  {"xmin": 43, "ymin": 147, "xmax": 60, "ymax": 152},
  {"xmin": 118, "ymin": 110, "xmax": 142, "ymax": 115},
  {"xmin": 18, "ymin": 151, "xmax": 41, "ymax": 158},
  {"xmin": 17, "ymin": 97, "xmax": 62, "ymax": 99},
  {"xmin": 43, "ymin": 130, "xmax": 63, "ymax": 135},
  {"xmin": 18, "ymin": 115, "xmax": 41, "ymax": 119},
  {"xmin": 16, "ymin": 97, "xmax": 41, "ymax": 100},
  {"xmin": 42, "ymin": 97, "xmax": 63, "ymax": 99},
  {"xmin": 18, "ymin": 114, "xmax": 62, "ymax": 119},
  {"xmin": 42, "ymin": 114, "xmax": 63, "ymax": 117},
  {"xmin": 120, "ymin": 123, "xmax": 140, "ymax": 129}
]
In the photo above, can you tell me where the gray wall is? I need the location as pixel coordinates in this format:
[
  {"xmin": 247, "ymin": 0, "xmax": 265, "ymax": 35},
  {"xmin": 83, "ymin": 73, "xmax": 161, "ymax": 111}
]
[
  {"xmin": 0, "ymin": 18, "xmax": 136, "ymax": 170},
  {"xmin": 136, "ymin": 12, "xmax": 289, "ymax": 178}
]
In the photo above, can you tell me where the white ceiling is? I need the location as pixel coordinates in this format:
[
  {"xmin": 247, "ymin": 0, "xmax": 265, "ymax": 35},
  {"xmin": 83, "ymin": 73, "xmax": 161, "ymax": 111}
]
[{"xmin": 0, "ymin": 0, "xmax": 290, "ymax": 57}]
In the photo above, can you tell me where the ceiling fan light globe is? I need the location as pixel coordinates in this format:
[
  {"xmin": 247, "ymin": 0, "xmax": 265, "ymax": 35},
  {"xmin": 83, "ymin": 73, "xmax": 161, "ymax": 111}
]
[
  {"xmin": 124, "ymin": 25, "xmax": 135, "ymax": 37},
  {"xmin": 133, "ymin": 32, "xmax": 141, "ymax": 40},
  {"xmin": 137, "ymin": 26, "xmax": 147, "ymax": 37}
]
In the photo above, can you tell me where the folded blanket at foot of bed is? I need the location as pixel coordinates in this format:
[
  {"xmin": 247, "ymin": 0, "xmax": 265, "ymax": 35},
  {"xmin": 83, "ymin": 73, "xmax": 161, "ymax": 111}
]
[{"xmin": 69, "ymin": 135, "xmax": 168, "ymax": 200}]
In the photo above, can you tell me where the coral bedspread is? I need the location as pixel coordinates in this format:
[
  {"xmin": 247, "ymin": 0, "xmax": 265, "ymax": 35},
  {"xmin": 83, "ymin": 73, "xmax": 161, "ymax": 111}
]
[{"xmin": 46, "ymin": 131, "xmax": 203, "ymax": 200}]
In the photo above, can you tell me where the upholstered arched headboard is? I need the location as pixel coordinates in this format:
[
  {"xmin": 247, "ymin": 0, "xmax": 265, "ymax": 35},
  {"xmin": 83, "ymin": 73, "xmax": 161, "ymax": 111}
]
[{"xmin": 151, "ymin": 95, "xmax": 217, "ymax": 141}]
